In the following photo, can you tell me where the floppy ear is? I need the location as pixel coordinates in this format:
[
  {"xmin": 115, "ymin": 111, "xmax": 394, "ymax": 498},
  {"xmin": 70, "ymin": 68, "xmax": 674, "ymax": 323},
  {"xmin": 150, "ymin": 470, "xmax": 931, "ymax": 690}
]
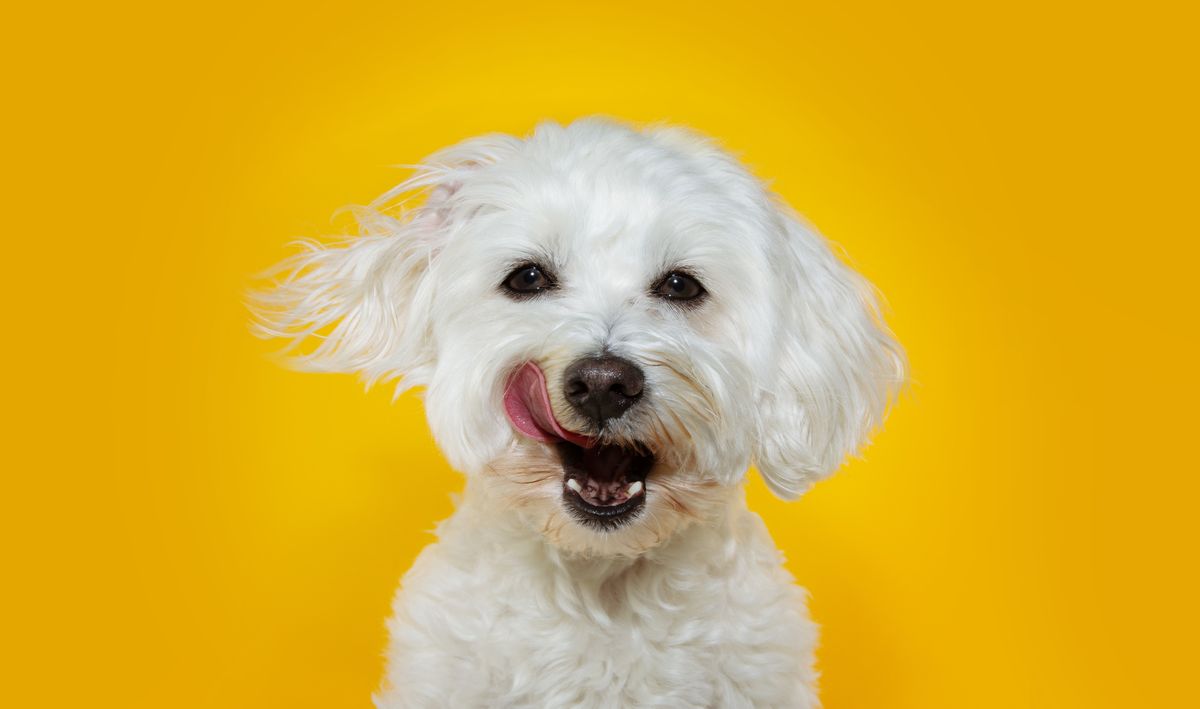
[
  {"xmin": 249, "ymin": 132, "xmax": 525, "ymax": 390},
  {"xmin": 753, "ymin": 208, "xmax": 906, "ymax": 499},
  {"xmin": 248, "ymin": 144, "xmax": 492, "ymax": 391},
  {"xmin": 248, "ymin": 199, "xmax": 442, "ymax": 390}
]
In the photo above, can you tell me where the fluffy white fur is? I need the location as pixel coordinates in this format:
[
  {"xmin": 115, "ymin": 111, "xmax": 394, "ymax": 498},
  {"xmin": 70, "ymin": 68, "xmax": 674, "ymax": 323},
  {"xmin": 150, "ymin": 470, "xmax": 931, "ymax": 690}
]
[{"xmin": 252, "ymin": 118, "xmax": 905, "ymax": 707}]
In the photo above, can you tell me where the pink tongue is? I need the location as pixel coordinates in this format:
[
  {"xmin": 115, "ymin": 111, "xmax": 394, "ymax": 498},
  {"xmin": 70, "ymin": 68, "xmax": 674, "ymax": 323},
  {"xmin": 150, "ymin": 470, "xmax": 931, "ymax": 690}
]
[{"xmin": 504, "ymin": 362, "xmax": 594, "ymax": 448}]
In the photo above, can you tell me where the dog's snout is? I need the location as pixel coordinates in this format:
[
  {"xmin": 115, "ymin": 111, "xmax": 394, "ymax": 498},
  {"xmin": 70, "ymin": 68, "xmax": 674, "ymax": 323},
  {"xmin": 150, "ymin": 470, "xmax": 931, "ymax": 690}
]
[{"xmin": 563, "ymin": 355, "xmax": 644, "ymax": 426}]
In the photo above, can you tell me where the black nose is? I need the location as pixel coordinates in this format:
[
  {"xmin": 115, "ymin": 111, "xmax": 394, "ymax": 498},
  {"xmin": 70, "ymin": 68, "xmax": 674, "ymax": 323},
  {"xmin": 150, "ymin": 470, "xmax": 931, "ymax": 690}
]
[{"xmin": 563, "ymin": 355, "xmax": 645, "ymax": 426}]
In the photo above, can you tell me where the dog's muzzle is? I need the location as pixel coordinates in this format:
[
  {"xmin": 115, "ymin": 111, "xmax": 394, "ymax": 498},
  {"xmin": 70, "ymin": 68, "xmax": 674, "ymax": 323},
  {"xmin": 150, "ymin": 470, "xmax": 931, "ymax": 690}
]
[{"xmin": 503, "ymin": 361, "xmax": 654, "ymax": 530}]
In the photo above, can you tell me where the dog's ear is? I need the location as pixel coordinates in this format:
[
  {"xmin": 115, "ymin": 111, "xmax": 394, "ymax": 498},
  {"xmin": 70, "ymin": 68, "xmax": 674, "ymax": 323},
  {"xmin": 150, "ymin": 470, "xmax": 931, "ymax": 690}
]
[
  {"xmin": 248, "ymin": 137, "xmax": 513, "ymax": 391},
  {"xmin": 248, "ymin": 201, "xmax": 443, "ymax": 390},
  {"xmin": 752, "ymin": 208, "xmax": 906, "ymax": 499},
  {"xmin": 250, "ymin": 133, "xmax": 525, "ymax": 389}
]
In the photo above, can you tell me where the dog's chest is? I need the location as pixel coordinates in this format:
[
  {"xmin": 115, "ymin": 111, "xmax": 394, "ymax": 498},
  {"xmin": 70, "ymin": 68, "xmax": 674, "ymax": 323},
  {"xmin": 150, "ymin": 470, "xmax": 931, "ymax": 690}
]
[
  {"xmin": 381, "ymin": 509, "xmax": 818, "ymax": 707},
  {"xmin": 461, "ymin": 572, "xmax": 744, "ymax": 705},
  {"xmin": 387, "ymin": 551, "xmax": 813, "ymax": 705}
]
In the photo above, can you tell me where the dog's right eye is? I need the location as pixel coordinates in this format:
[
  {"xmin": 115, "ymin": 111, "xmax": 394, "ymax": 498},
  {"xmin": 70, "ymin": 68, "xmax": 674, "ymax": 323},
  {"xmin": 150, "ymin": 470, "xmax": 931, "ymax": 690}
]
[{"xmin": 502, "ymin": 263, "xmax": 556, "ymax": 297}]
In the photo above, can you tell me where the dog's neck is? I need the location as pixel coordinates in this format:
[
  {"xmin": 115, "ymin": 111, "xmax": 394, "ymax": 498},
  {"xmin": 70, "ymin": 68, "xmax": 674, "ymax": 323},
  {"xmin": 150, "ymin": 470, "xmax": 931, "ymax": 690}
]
[
  {"xmin": 405, "ymin": 477, "xmax": 784, "ymax": 633},
  {"xmin": 445, "ymin": 477, "xmax": 750, "ymax": 584}
]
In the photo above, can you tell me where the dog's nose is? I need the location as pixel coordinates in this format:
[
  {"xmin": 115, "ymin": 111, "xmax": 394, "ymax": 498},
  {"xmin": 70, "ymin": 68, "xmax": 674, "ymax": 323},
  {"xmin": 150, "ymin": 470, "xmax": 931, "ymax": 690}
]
[{"xmin": 563, "ymin": 355, "xmax": 645, "ymax": 426}]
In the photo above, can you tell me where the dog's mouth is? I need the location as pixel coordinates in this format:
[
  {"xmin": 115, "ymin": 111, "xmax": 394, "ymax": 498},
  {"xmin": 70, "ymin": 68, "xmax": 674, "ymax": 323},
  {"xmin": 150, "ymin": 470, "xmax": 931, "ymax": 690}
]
[
  {"xmin": 504, "ymin": 362, "xmax": 653, "ymax": 530},
  {"xmin": 556, "ymin": 441, "xmax": 652, "ymax": 531}
]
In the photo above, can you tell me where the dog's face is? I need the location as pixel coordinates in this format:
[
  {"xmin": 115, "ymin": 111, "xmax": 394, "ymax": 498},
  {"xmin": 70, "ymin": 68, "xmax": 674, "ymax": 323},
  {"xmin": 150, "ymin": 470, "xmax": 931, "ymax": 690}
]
[{"xmin": 254, "ymin": 119, "xmax": 904, "ymax": 556}]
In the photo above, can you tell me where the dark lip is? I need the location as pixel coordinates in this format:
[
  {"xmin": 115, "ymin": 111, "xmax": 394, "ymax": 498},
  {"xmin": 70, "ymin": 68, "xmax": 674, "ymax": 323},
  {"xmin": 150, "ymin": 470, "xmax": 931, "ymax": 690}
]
[{"xmin": 562, "ymin": 483, "xmax": 647, "ymax": 531}]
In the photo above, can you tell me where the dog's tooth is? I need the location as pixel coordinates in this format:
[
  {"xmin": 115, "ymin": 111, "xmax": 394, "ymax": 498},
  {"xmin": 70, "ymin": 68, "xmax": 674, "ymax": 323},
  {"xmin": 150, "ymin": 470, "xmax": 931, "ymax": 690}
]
[
  {"xmin": 627, "ymin": 480, "xmax": 643, "ymax": 497},
  {"xmin": 566, "ymin": 478, "xmax": 583, "ymax": 493}
]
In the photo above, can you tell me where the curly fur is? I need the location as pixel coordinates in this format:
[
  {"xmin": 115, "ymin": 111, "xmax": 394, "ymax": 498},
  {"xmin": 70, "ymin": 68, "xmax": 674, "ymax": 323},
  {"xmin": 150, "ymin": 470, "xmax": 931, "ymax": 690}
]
[{"xmin": 251, "ymin": 117, "xmax": 905, "ymax": 707}]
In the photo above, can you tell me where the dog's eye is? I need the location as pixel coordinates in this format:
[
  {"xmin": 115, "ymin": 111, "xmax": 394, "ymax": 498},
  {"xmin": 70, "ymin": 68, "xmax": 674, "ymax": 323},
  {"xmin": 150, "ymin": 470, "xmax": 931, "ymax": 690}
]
[
  {"xmin": 653, "ymin": 271, "xmax": 706, "ymax": 303},
  {"xmin": 503, "ymin": 263, "xmax": 556, "ymax": 296}
]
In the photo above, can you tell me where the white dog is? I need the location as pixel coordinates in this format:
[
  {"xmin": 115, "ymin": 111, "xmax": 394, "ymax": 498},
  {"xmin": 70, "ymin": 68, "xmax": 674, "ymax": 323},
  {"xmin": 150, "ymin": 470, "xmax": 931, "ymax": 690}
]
[{"xmin": 253, "ymin": 118, "xmax": 904, "ymax": 708}]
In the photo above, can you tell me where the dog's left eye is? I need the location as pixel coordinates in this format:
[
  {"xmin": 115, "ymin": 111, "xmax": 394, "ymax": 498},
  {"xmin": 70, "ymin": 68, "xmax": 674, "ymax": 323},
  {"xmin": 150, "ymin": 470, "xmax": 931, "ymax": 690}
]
[
  {"xmin": 502, "ymin": 263, "xmax": 556, "ymax": 296},
  {"xmin": 653, "ymin": 271, "xmax": 706, "ymax": 302}
]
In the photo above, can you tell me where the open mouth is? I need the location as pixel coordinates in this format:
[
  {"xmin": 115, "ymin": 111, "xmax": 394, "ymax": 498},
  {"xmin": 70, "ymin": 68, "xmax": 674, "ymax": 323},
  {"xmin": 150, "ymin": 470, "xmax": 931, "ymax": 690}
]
[
  {"xmin": 557, "ymin": 441, "xmax": 653, "ymax": 531},
  {"xmin": 504, "ymin": 362, "xmax": 654, "ymax": 530}
]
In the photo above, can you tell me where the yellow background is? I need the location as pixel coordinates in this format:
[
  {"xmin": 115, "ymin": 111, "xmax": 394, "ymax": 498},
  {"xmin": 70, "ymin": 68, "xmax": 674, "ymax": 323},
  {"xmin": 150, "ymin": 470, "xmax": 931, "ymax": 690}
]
[{"xmin": 4, "ymin": 1, "xmax": 1197, "ymax": 707}]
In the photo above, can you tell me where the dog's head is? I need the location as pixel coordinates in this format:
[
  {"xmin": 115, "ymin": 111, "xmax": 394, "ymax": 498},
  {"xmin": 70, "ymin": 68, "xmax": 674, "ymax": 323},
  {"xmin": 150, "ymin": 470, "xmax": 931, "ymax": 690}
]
[{"xmin": 252, "ymin": 118, "xmax": 904, "ymax": 556}]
